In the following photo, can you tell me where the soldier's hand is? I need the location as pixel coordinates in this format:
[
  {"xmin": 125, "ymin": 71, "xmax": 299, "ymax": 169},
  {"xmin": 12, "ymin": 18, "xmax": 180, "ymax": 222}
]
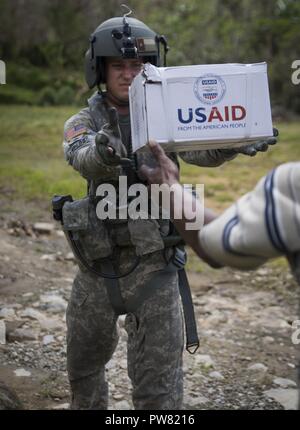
[
  {"xmin": 224, "ymin": 128, "xmax": 279, "ymax": 157},
  {"xmin": 139, "ymin": 140, "xmax": 179, "ymax": 187},
  {"xmin": 95, "ymin": 107, "xmax": 127, "ymax": 165}
]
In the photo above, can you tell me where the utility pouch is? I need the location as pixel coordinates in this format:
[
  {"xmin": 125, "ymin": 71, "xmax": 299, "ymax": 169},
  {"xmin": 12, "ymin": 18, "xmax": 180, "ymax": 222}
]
[
  {"xmin": 62, "ymin": 197, "xmax": 113, "ymax": 261},
  {"xmin": 128, "ymin": 218, "xmax": 165, "ymax": 256}
]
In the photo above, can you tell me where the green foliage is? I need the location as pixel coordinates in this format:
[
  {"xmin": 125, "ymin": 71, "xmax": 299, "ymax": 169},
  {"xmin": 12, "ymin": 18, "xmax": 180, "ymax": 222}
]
[
  {"xmin": 37, "ymin": 87, "xmax": 58, "ymax": 106},
  {"xmin": 0, "ymin": 84, "xmax": 36, "ymax": 105},
  {"xmin": 37, "ymin": 86, "xmax": 75, "ymax": 106},
  {"xmin": 0, "ymin": 0, "xmax": 299, "ymax": 112},
  {"xmin": 0, "ymin": 61, "xmax": 92, "ymax": 106}
]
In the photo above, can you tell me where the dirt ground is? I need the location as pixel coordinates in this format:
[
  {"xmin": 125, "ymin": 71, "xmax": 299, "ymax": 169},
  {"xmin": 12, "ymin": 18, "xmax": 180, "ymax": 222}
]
[{"xmin": 0, "ymin": 194, "xmax": 299, "ymax": 410}]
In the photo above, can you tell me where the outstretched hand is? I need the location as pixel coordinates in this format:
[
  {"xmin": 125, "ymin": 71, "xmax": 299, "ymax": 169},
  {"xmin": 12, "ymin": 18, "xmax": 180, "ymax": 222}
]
[
  {"xmin": 232, "ymin": 128, "xmax": 279, "ymax": 157},
  {"xmin": 139, "ymin": 140, "xmax": 180, "ymax": 186}
]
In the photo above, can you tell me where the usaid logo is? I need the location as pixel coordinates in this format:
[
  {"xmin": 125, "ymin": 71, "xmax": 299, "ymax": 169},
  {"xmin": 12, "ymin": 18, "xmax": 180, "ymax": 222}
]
[{"xmin": 193, "ymin": 74, "xmax": 226, "ymax": 105}]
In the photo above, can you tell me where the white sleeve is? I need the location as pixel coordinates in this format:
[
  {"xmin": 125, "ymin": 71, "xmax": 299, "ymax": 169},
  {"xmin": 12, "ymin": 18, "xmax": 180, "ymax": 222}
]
[{"xmin": 199, "ymin": 162, "xmax": 300, "ymax": 269}]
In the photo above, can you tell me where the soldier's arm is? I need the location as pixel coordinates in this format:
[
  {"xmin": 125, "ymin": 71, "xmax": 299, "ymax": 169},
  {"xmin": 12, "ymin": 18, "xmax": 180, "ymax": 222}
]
[
  {"xmin": 179, "ymin": 149, "xmax": 237, "ymax": 167},
  {"xmin": 179, "ymin": 131, "xmax": 278, "ymax": 167},
  {"xmin": 63, "ymin": 108, "xmax": 121, "ymax": 181}
]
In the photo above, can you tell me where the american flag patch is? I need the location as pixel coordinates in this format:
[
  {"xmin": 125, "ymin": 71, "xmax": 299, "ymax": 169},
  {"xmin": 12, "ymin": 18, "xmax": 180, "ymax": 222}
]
[{"xmin": 65, "ymin": 125, "xmax": 88, "ymax": 142}]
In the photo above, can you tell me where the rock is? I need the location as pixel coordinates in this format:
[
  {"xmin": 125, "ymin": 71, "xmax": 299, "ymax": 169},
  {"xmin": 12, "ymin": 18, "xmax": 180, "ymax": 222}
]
[
  {"xmin": 19, "ymin": 308, "xmax": 46, "ymax": 321},
  {"xmin": 24, "ymin": 272, "xmax": 36, "ymax": 279},
  {"xmin": 106, "ymin": 359, "xmax": 116, "ymax": 370},
  {"xmin": 195, "ymin": 354, "xmax": 215, "ymax": 369},
  {"xmin": 0, "ymin": 239, "xmax": 17, "ymax": 251},
  {"xmin": 114, "ymin": 400, "xmax": 131, "ymax": 410},
  {"xmin": 33, "ymin": 222, "xmax": 55, "ymax": 234},
  {"xmin": 0, "ymin": 255, "xmax": 10, "ymax": 262},
  {"xmin": 0, "ymin": 382, "xmax": 23, "ymax": 410},
  {"xmin": 62, "ymin": 278, "xmax": 74, "ymax": 286},
  {"xmin": 39, "ymin": 294, "xmax": 68, "ymax": 313},
  {"xmin": 250, "ymin": 316, "xmax": 290, "ymax": 330},
  {"xmin": 256, "ymin": 268, "xmax": 270, "ymax": 276},
  {"xmin": 14, "ymin": 369, "xmax": 31, "ymax": 377},
  {"xmin": 52, "ymin": 403, "xmax": 70, "ymax": 410},
  {"xmin": 40, "ymin": 254, "xmax": 56, "ymax": 261},
  {"xmin": 203, "ymin": 312, "xmax": 228, "ymax": 325},
  {"xmin": 287, "ymin": 363, "xmax": 295, "ymax": 369},
  {"xmin": 273, "ymin": 377, "xmax": 297, "ymax": 388},
  {"xmin": 262, "ymin": 336, "xmax": 275, "ymax": 344},
  {"xmin": 118, "ymin": 315, "xmax": 126, "ymax": 328},
  {"xmin": 119, "ymin": 359, "xmax": 127, "ymax": 370},
  {"xmin": 55, "ymin": 230, "xmax": 65, "ymax": 238},
  {"xmin": 39, "ymin": 317, "xmax": 64, "ymax": 331},
  {"xmin": 10, "ymin": 304, "xmax": 22, "ymax": 310},
  {"xmin": 19, "ymin": 308, "xmax": 63, "ymax": 331},
  {"xmin": 5, "ymin": 320, "xmax": 24, "ymax": 336},
  {"xmin": 247, "ymin": 363, "xmax": 268, "ymax": 373},
  {"xmin": 43, "ymin": 335, "xmax": 55, "ymax": 345},
  {"xmin": 65, "ymin": 252, "xmax": 75, "ymax": 261},
  {"xmin": 185, "ymin": 395, "xmax": 209, "ymax": 407},
  {"xmin": 209, "ymin": 371, "xmax": 224, "ymax": 380},
  {"xmin": 0, "ymin": 308, "xmax": 16, "ymax": 320},
  {"xmin": 8, "ymin": 328, "xmax": 39, "ymax": 342},
  {"xmin": 263, "ymin": 388, "xmax": 298, "ymax": 410},
  {"xmin": 0, "ymin": 320, "xmax": 6, "ymax": 345},
  {"xmin": 113, "ymin": 393, "xmax": 125, "ymax": 400}
]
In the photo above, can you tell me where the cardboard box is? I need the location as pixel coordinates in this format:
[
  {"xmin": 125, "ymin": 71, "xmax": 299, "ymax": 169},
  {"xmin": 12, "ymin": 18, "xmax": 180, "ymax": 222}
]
[{"xmin": 129, "ymin": 62, "xmax": 273, "ymax": 152}]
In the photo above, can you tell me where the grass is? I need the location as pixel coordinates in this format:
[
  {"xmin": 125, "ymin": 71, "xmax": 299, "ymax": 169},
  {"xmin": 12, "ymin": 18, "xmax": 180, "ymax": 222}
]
[
  {"xmin": 0, "ymin": 105, "xmax": 86, "ymax": 202},
  {"xmin": 0, "ymin": 105, "xmax": 299, "ymax": 274}
]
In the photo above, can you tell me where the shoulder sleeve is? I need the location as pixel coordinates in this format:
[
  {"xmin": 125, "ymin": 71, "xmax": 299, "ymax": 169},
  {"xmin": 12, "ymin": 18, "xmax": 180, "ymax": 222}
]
[
  {"xmin": 63, "ymin": 108, "xmax": 121, "ymax": 181},
  {"xmin": 199, "ymin": 162, "xmax": 300, "ymax": 269}
]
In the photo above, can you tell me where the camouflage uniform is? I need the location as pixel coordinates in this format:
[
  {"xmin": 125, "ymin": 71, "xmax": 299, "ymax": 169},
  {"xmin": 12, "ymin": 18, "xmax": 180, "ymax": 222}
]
[{"xmin": 63, "ymin": 91, "xmax": 234, "ymax": 410}]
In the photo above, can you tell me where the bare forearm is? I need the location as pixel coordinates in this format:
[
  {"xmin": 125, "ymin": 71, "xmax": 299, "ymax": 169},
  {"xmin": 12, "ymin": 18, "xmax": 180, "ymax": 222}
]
[{"xmin": 169, "ymin": 184, "xmax": 220, "ymax": 266}]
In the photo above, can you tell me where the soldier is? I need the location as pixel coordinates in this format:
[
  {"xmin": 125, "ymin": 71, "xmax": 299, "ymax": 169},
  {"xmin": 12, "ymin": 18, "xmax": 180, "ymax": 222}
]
[{"xmin": 62, "ymin": 11, "xmax": 277, "ymax": 410}]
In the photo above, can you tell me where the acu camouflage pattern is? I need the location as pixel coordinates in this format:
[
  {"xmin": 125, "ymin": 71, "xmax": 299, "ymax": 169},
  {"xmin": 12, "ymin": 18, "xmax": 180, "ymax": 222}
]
[
  {"xmin": 63, "ymin": 91, "xmax": 230, "ymax": 410},
  {"xmin": 62, "ymin": 197, "xmax": 114, "ymax": 261},
  {"xmin": 67, "ymin": 248, "xmax": 183, "ymax": 410}
]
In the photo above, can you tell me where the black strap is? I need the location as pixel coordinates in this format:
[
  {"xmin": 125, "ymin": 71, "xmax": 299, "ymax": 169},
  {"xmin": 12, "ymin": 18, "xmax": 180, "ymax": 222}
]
[
  {"xmin": 287, "ymin": 251, "xmax": 300, "ymax": 285},
  {"xmin": 126, "ymin": 248, "xmax": 200, "ymax": 354},
  {"xmin": 178, "ymin": 269, "xmax": 199, "ymax": 354},
  {"xmin": 100, "ymin": 260, "xmax": 127, "ymax": 315}
]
